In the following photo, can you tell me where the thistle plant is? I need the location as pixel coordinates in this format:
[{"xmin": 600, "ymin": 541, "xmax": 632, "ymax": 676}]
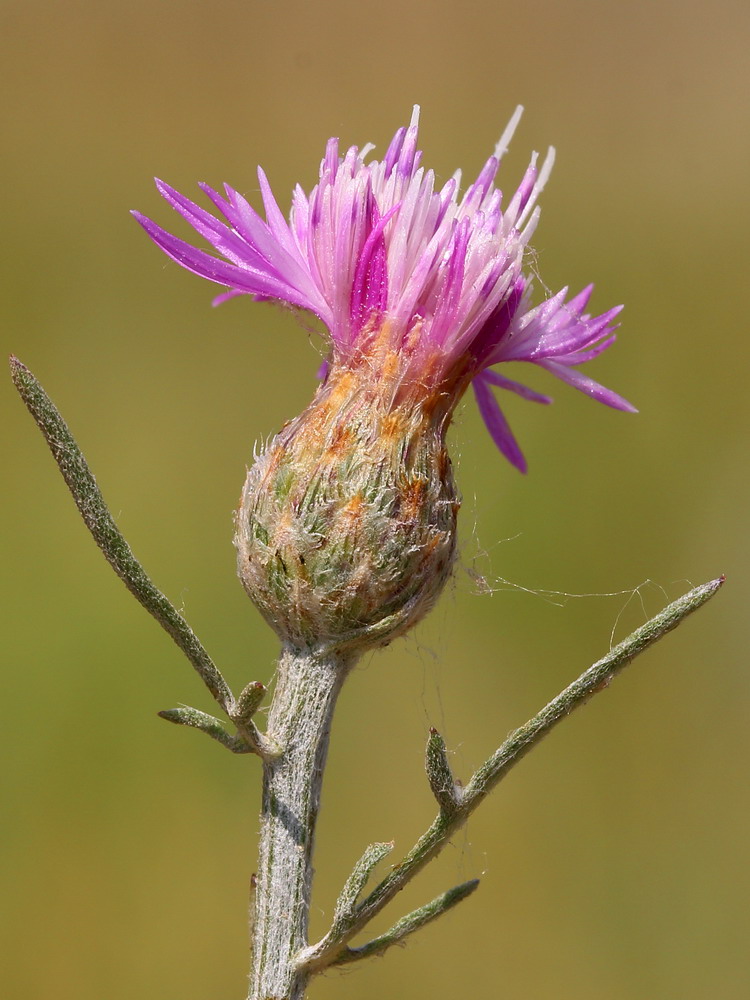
[{"xmin": 11, "ymin": 107, "xmax": 722, "ymax": 1000}]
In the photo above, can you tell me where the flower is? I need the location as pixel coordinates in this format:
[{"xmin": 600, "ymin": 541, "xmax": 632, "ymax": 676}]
[
  {"xmin": 133, "ymin": 105, "xmax": 634, "ymax": 474},
  {"xmin": 135, "ymin": 109, "xmax": 634, "ymax": 651}
]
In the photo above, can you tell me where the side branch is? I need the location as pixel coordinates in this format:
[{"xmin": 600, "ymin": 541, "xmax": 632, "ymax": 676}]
[
  {"xmin": 10, "ymin": 357, "xmax": 235, "ymax": 714},
  {"xmin": 296, "ymin": 842, "xmax": 393, "ymax": 973},
  {"xmin": 462, "ymin": 576, "xmax": 725, "ymax": 807},
  {"xmin": 304, "ymin": 577, "xmax": 724, "ymax": 969}
]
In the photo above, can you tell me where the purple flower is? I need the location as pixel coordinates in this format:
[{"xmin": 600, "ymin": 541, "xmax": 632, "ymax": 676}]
[{"xmin": 134, "ymin": 106, "xmax": 634, "ymax": 472}]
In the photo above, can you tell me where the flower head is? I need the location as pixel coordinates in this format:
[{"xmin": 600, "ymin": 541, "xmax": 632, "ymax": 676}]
[
  {"xmin": 135, "ymin": 109, "xmax": 634, "ymax": 652},
  {"xmin": 134, "ymin": 106, "xmax": 634, "ymax": 473}
]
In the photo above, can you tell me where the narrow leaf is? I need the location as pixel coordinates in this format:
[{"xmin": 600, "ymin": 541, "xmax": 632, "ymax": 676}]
[
  {"xmin": 10, "ymin": 357, "xmax": 235, "ymax": 712},
  {"xmin": 333, "ymin": 878, "xmax": 480, "ymax": 965},
  {"xmin": 426, "ymin": 728, "xmax": 460, "ymax": 813},
  {"xmin": 233, "ymin": 681, "xmax": 267, "ymax": 724},
  {"xmin": 158, "ymin": 706, "xmax": 251, "ymax": 753}
]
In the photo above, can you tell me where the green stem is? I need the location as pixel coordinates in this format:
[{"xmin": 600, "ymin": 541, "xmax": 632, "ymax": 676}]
[{"xmin": 301, "ymin": 576, "xmax": 724, "ymax": 970}]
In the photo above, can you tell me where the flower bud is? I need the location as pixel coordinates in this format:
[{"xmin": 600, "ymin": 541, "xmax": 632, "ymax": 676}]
[{"xmin": 235, "ymin": 357, "xmax": 459, "ymax": 652}]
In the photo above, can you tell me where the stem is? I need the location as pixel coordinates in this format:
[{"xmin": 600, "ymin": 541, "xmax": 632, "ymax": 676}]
[
  {"xmin": 355, "ymin": 577, "xmax": 724, "ymax": 935},
  {"xmin": 10, "ymin": 356, "xmax": 235, "ymax": 714},
  {"xmin": 301, "ymin": 576, "xmax": 724, "ymax": 970},
  {"xmin": 249, "ymin": 645, "xmax": 354, "ymax": 1000}
]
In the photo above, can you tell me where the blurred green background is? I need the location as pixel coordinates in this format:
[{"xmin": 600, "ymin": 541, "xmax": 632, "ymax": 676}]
[{"xmin": 2, "ymin": 0, "xmax": 747, "ymax": 997}]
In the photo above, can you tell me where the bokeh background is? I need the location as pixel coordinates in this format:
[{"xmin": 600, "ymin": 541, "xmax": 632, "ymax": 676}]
[{"xmin": 2, "ymin": 1, "xmax": 748, "ymax": 997}]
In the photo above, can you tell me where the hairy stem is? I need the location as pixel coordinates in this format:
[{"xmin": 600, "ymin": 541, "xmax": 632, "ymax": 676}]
[
  {"xmin": 300, "ymin": 576, "xmax": 724, "ymax": 970},
  {"xmin": 249, "ymin": 645, "xmax": 354, "ymax": 1000},
  {"xmin": 355, "ymin": 577, "xmax": 724, "ymax": 939}
]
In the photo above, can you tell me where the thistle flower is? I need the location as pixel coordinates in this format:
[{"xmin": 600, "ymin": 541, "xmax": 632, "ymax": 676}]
[{"xmin": 134, "ymin": 107, "xmax": 634, "ymax": 652}]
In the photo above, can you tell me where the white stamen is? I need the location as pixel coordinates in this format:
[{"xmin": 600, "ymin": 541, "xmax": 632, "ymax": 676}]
[
  {"xmin": 517, "ymin": 145, "xmax": 556, "ymax": 229},
  {"xmin": 519, "ymin": 204, "xmax": 542, "ymax": 244},
  {"xmin": 493, "ymin": 105, "xmax": 524, "ymax": 160}
]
